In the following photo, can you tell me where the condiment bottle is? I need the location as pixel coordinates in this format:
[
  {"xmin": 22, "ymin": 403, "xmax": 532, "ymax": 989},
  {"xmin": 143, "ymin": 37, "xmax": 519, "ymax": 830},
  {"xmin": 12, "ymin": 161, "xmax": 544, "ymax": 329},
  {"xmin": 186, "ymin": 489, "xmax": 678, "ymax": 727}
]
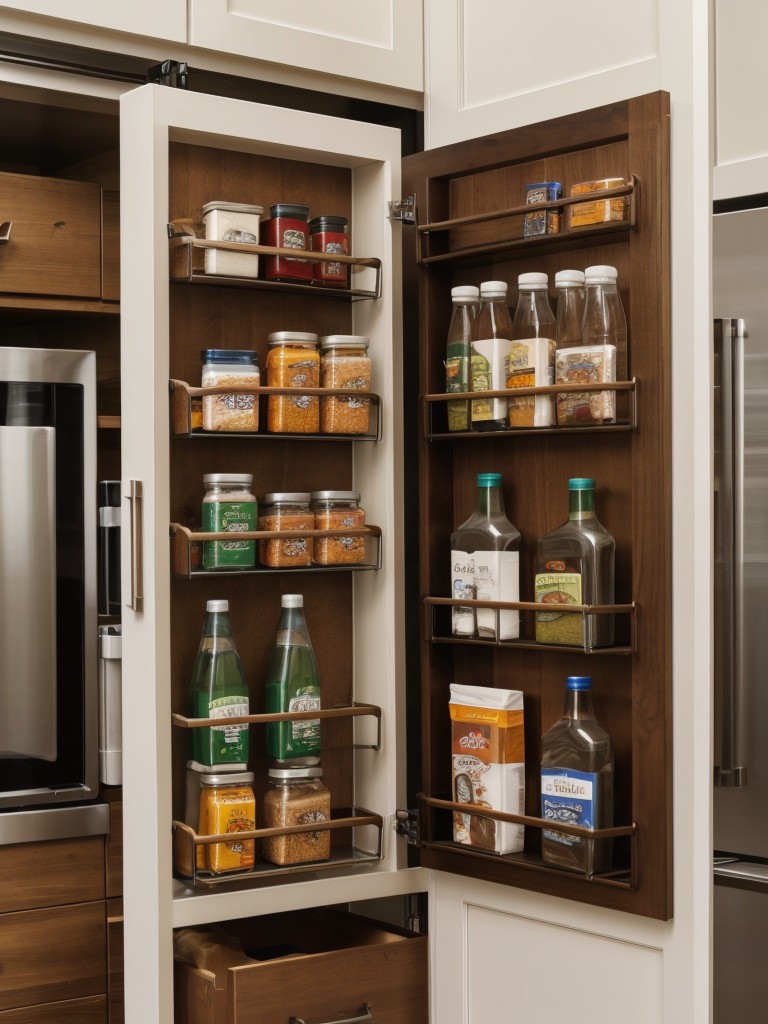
[
  {"xmin": 319, "ymin": 334, "xmax": 371, "ymax": 435},
  {"xmin": 540, "ymin": 675, "xmax": 614, "ymax": 877},
  {"xmin": 554, "ymin": 270, "xmax": 586, "ymax": 348},
  {"xmin": 200, "ymin": 348, "xmax": 260, "ymax": 432},
  {"xmin": 534, "ymin": 478, "xmax": 615, "ymax": 649},
  {"xmin": 258, "ymin": 492, "xmax": 313, "ymax": 568},
  {"xmin": 266, "ymin": 331, "xmax": 320, "ymax": 433},
  {"xmin": 573, "ymin": 263, "xmax": 625, "ymax": 423},
  {"xmin": 309, "ymin": 215, "xmax": 349, "ymax": 287},
  {"xmin": 445, "ymin": 285, "xmax": 479, "ymax": 432},
  {"xmin": 188, "ymin": 600, "xmax": 250, "ymax": 766},
  {"xmin": 202, "ymin": 473, "xmax": 257, "ymax": 570},
  {"xmin": 311, "ymin": 490, "xmax": 366, "ymax": 565},
  {"xmin": 260, "ymin": 203, "xmax": 313, "ymax": 282},
  {"xmin": 470, "ymin": 280, "xmax": 513, "ymax": 430},
  {"xmin": 508, "ymin": 272, "xmax": 556, "ymax": 428},
  {"xmin": 264, "ymin": 594, "xmax": 322, "ymax": 763},
  {"xmin": 450, "ymin": 472, "xmax": 521, "ymax": 640},
  {"xmin": 261, "ymin": 765, "xmax": 331, "ymax": 865},
  {"xmin": 197, "ymin": 770, "xmax": 256, "ymax": 874}
]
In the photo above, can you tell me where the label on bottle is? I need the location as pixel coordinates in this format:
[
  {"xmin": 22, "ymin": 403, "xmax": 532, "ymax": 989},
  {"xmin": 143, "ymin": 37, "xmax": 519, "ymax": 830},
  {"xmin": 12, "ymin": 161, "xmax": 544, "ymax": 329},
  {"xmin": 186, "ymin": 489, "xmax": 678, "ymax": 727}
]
[
  {"xmin": 534, "ymin": 570, "xmax": 583, "ymax": 645},
  {"xmin": 288, "ymin": 691, "xmax": 321, "ymax": 742},
  {"xmin": 541, "ymin": 767, "xmax": 598, "ymax": 847},
  {"xmin": 451, "ymin": 549, "xmax": 519, "ymax": 640},
  {"xmin": 469, "ymin": 351, "xmax": 492, "ymax": 422},
  {"xmin": 505, "ymin": 337, "xmax": 556, "ymax": 428},
  {"xmin": 471, "ymin": 337, "xmax": 513, "ymax": 423},
  {"xmin": 446, "ymin": 354, "xmax": 470, "ymax": 431},
  {"xmin": 209, "ymin": 696, "xmax": 249, "ymax": 745}
]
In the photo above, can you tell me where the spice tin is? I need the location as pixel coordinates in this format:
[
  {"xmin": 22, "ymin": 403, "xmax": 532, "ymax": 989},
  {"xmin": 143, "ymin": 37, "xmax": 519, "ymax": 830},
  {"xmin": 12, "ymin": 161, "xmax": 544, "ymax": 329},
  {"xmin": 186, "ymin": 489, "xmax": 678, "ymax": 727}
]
[
  {"xmin": 198, "ymin": 770, "xmax": 256, "ymax": 874},
  {"xmin": 309, "ymin": 215, "xmax": 349, "ymax": 287},
  {"xmin": 202, "ymin": 201, "xmax": 263, "ymax": 278},
  {"xmin": 568, "ymin": 178, "xmax": 628, "ymax": 228},
  {"xmin": 202, "ymin": 473, "xmax": 257, "ymax": 570},
  {"xmin": 524, "ymin": 181, "xmax": 562, "ymax": 237},
  {"xmin": 319, "ymin": 335, "xmax": 371, "ymax": 435},
  {"xmin": 258, "ymin": 492, "xmax": 313, "ymax": 568},
  {"xmin": 201, "ymin": 349, "xmax": 260, "ymax": 432},
  {"xmin": 261, "ymin": 766, "xmax": 331, "ymax": 866},
  {"xmin": 266, "ymin": 331, "xmax": 320, "ymax": 433},
  {"xmin": 260, "ymin": 203, "xmax": 313, "ymax": 282},
  {"xmin": 311, "ymin": 490, "xmax": 366, "ymax": 566}
]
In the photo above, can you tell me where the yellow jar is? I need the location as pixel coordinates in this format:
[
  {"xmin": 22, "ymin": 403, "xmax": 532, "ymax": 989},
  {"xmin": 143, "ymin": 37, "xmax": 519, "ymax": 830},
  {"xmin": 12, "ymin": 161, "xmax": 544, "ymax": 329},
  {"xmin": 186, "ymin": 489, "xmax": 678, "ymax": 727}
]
[
  {"xmin": 266, "ymin": 331, "xmax": 320, "ymax": 433},
  {"xmin": 320, "ymin": 335, "xmax": 371, "ymax": 435},
  {"xmin": 198, "ymin": 770, "xmax": 256, "ymax": 874}
]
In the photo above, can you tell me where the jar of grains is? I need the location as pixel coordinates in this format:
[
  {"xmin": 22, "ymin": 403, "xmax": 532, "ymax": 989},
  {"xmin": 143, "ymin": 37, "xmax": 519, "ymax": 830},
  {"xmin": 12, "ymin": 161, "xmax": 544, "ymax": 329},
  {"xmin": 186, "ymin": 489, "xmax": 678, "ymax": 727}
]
[
  {"xmin": 319, "ymin": 335, "xmax": 371, "ymax": 435},
  {"xmin": 198, "ymin": 770, "xmax": 256, "ymax": 874},
  {"xmin": 261, "ymin": 766, "xmax": 331, "ymax": 865},
  {"xmin": 266, "ymin": 332, "xmax": 320, "ymax": 433},
  {"xmin": 258, "ymin": 492, "xmax": 313, "ymax": 568},
  {"xmin": 311, "ymin": 490, "xmax": 366, "ymax": 566},
  {"xmin": 309, "ymin": 215, "xmax": 349, "ymax": 287},
  {"xmin": 260, "ymin": 203, "xmax": 313, "ymax": 283},
  {"xmin": 201, "ymin": 349, "xmax": 260, "ymax": 432},
  {"xmin": 202, "ymin": 474, "xmax": 257, "ymax": 570}
]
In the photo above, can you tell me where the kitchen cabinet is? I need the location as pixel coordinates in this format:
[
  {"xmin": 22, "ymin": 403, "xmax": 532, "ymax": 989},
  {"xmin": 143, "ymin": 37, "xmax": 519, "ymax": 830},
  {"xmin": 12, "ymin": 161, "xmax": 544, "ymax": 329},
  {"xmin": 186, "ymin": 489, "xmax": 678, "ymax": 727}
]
[{"xmin": 0, "ymin": 1, "xmax": 185, "ymax": 44}]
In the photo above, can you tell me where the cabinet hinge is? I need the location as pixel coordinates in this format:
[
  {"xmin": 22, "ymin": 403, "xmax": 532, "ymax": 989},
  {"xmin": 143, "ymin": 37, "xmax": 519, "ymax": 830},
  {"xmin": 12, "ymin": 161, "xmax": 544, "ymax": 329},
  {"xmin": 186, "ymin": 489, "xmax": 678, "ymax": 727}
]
[
  {"xmin": 388, "ymin": 195, "xmax": 416, "ymax": 225},
  {"xmin": 394, "ymin": 808, "xmax": 419, "ymax": 845},
  {"xmin": 148, "ymin": 60, "xmax": 188, "ymax": 89}
]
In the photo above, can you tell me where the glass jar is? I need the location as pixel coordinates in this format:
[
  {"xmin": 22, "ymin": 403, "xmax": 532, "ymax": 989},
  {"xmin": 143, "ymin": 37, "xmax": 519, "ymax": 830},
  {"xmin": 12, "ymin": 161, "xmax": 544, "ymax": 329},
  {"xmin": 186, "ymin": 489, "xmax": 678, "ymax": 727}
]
[
  {"xmin": 319, "ymin": 335, "xmax": 371, "ymax": 435},
  {"xmin": 201, "ymin": 201, "xmax": 263, "ymax": 277},
  {"xmin": 261, "ymin": 766, "xmax": 331, "ymax": 865},
  {"xmin": 202, "ymin": 474, "xmax": 257, "ymax": 570},
  {"xmin": 266, "ymin": 332, "xmax": 320, "ymax": 434},
  {"xmin": 201, "ymin": 349, "xmax": 260, "ymax": 432},
  {"xmin": 198, "ymin": 770, "xmax": 256, "ymax": 874},
  {"xmin": 309, "ymin": 215, "xmax": 349, "ymax": 287},
  {"xmin": 311, "ymin": 490, "xmax": 366, "ymax": 565},
  {"xmin": 258, "ymin": 492, "xmax": 313, "ymax": 567},
  {"xmin": 260, "ymin": 203, "xmax": 313, "ymax": 282}
]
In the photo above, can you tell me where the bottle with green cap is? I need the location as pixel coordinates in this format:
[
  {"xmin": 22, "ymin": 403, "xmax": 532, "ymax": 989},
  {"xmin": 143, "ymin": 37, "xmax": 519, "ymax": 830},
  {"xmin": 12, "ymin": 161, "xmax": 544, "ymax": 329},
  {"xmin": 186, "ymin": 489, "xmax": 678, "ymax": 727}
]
[
  {"xmin": 534, "ymin": 477, "xmax": 615, "ymax": 648},
  {"xmin": 450, "ymin": 472, "xmax": 521, "ymax": 640}
]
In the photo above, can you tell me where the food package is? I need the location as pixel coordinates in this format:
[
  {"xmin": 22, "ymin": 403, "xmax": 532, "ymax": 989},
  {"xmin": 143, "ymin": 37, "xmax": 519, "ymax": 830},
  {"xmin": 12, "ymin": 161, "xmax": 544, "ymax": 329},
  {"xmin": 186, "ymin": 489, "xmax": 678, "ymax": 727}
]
[
  {"xmin": 506, "ymin": 336, "xmax": 556, "ymax": 427},
  {"xmin": 524, "ymin": 181, "xmax": 562, "ymax": 237},
  {"xmin": 568, "ymin": 178, "xmax": 628, "ymax": 228},
  {"xmin": 555, "ymin": 344, "xmax": 617, "ymax": 424}
]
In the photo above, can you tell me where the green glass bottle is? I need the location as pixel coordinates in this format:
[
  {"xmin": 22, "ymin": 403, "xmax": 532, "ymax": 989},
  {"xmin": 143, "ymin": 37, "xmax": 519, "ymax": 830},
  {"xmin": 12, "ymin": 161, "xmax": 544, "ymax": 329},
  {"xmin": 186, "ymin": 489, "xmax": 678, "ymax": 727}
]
[
  {"xmin": 264, "ymin": 594, "xmax": 322, "ymax": 763},
  {"xmin": 188, "ymin": 599, "xmax": 250, "ymax": 766}
]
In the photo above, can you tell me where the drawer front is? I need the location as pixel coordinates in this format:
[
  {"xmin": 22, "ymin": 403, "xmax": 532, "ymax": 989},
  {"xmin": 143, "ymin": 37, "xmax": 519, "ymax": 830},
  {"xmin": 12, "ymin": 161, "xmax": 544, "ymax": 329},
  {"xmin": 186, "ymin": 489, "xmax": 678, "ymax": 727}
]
[
  {"xmin": 0, "ymin": 902, "xmax": 107, "ymax": 1011},
  {"xmin": 0, "ymin": 994, "xmax": 107, "ymax": 1022},
  {"xmin": 0, "ymin": 172, "xmax": 102, "ymax": 298},
  {"xmin": 0, "ymin": 837, "xmax": 105, "ymax": 913}
]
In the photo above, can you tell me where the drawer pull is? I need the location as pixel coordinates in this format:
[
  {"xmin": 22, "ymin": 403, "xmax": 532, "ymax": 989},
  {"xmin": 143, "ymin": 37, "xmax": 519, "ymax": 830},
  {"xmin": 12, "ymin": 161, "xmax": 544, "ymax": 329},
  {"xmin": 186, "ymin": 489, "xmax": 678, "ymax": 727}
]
[{"xmin": 290, "ymin": 1004, "xmax": 371, "ymax": 1024}]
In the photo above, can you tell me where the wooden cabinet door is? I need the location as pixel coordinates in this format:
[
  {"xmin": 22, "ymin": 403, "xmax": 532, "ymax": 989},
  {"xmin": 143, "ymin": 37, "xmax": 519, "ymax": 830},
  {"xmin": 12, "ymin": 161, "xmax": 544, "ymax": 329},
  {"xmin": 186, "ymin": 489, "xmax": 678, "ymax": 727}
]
[
  {"xmin": 0, "ymin": 995, "xmax": 107, "ymax": 1023},
  {"xmin": 0, "ymin": 837, "xmax": 105, "ymax": 913}
]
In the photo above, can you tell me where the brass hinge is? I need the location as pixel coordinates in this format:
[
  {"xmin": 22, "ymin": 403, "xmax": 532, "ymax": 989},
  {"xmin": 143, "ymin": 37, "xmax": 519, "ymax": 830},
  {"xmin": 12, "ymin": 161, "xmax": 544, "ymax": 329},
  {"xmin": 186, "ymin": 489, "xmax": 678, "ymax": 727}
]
[
  {"xmin": 394, "ymin": 807, "xmax": 419, "ymax": 845},
  {"xmin": 388, "ymin": 195, "xmax": 416, "ymax": 224},
  {"xmin": 148, "ymin": 59, "xmax": 188, "ymax": 89}
]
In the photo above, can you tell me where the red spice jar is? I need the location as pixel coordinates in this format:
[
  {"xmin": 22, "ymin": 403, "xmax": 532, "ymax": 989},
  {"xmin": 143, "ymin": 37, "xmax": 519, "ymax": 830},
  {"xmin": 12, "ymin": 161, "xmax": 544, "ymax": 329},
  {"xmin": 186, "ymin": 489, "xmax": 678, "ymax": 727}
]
[
  {"xmin": 260, "ymin": 203, "xmax": 313, "ymax": 283},
  {"xmin": 309, "ymin": 215, "xmax": 349, "ymax": 287}
]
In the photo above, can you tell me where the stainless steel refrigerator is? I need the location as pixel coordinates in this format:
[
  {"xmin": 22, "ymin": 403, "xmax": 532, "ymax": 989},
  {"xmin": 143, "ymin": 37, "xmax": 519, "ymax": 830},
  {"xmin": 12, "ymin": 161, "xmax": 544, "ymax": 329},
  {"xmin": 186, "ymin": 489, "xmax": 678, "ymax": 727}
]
[{"xmin": 713, "ymin": 203, "xmax": 768, "ymax": 1023}]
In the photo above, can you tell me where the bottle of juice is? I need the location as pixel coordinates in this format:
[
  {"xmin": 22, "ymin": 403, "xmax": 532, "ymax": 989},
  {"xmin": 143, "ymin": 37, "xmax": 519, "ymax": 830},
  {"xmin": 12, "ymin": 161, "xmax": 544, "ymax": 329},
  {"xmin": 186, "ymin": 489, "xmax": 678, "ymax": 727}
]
[
  {"xmin": 264, "ymin": 594, "xmax": 322, "ymax": 762},
  {"xmin": 540, "ymin": 675, "xmax": 614, "ymax": 877},
  {"xmin": 445, "ymin": 284, "xmax": 479, "ymax": 431},
  {"xmin": 188, "ymin": 599, "xmax": 250, "ymax": 766}
]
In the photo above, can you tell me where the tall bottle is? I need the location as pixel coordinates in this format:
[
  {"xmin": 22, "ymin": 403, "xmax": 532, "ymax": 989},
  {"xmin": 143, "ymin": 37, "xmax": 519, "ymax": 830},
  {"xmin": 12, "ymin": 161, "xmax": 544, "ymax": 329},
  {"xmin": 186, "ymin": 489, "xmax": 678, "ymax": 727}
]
[
  {"xmin": 554, "ymin": 269, "xmax": 585, "ymax": 348},
  {"xmin": 575, "ymin": 264, "xmax": 626, "ymax": 424},
  {"xmin": 451, "ymin": 472, "xmax": 521, "ymax": 640},
  {"xmin": 470, "ymin": 280, "xmax": 513, "ymax": 430},
  {"xmin": 540, "ymin": 675, "xmax": 614, "ymax": 877},
  {"xmin": 508, "ymin": 272, "xmax": 556, "ymax": 428},
  {"xmin": 534, "ymin": 477, "xmax": 615, "ymax": 649},
  {"xmin": 445, "ymin": 284, "xmax": 479, "ymax": 432},
  {"xmin": 188, "ymin": 599, "xmax": 250, "ymax": 766},
  {"xmin": 264, "ymin": 594, "xmax": 322, "ymax": 763}
]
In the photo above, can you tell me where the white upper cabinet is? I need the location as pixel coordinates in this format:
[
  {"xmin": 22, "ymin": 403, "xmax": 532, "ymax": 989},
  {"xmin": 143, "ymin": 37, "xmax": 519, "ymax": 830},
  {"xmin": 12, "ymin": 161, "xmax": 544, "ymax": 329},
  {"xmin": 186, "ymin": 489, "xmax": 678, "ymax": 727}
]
[
  {"xmin": 189, "ymin": 0, "xmax": 423, "ymax": 93},
  {"xmin": 0, "ymin": 0, "xmax": 186, "ymax": 41}
]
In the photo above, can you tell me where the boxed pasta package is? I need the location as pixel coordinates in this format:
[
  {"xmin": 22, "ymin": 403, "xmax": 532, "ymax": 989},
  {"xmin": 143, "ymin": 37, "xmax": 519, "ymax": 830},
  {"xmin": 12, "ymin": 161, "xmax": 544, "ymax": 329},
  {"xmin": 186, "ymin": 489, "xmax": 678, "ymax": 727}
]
[{"xmin": 449, "ymin": 684, "xmax": 525, "ymax": 854}]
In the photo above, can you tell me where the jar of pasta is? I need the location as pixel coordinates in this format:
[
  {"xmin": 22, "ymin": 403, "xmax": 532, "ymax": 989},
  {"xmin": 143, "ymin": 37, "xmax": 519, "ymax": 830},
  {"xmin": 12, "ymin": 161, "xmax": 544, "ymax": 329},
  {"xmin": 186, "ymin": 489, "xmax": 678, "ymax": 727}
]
[
  {"xmin": 258, "ymin": 492, "xmax": 313, "ymax": 568},
  {"xmin": 266, "ymin": 332, "xmax": 320, "ymax": 433},
  {"xmin": 311, "ymin": 490, "xmax": 366, "ymax": 566},
  {"xmin": 198, "ymin": 770, "xmax": 256, "ymax": 874},
  {"xmin": 261, "ymin": 766, "xmax": 331, "ymax": 865},
  {"xmin": 201, "ymin": 349, "xmax": 260, "ymax": 432},
  {"xmin": 319, "ymin": 335, "xmax": 371, "ymax": 435}
]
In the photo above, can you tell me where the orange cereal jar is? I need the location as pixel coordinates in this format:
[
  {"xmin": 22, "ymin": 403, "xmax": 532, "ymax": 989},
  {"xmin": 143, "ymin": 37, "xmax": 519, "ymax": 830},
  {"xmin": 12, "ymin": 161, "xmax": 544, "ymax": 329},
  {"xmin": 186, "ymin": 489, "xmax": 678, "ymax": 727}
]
[
  {"xmin": 266, "ymin": 331, "xmax": 320, "ymax": 433},
  {"xmin": 311, "ymin": 490, "xmax": 366, "ymax": 565},
  {"xmin": 319, "ymin": 335, "xmax": 371, "ymax": 435},
  {"xmin": 198, "ymin": 771, "xmax": 256, "ymax": 874},
  {"xmin": 258, "ymin": 492, "xmax": 313, "ymax": 568}
]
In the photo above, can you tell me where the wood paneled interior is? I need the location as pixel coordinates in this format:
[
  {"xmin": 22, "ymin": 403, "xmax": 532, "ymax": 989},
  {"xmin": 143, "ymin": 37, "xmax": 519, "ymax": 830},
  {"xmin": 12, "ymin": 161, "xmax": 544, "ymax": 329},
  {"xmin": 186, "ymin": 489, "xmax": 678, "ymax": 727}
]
[
  {"xmin": 101, "ymin": 190, "xmax": 120, "ymax": 302},
  {"xmin": 107, "ymin": 899, "xmax": 124, "ymax": 1024},
  {"xmin": 104, "ymin": 797, "xmax": 123, "ymax": 899},
  {"xmin": 0, "ymin": 995, "xmax": 108, "ymax": 1023},
  {"xmin": 0, "ymin": 837, "xmax": 105, "ymax": 913},
  {"xmin": 402, "ymin": 93, "xmax": 671, "ymax": 918}
]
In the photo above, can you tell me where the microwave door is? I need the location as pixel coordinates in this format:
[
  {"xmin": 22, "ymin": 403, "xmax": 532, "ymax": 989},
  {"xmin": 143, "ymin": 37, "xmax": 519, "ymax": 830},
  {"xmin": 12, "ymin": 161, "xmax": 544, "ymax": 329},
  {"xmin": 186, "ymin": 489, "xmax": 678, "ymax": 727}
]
[{"xmin": 0, "ymin": 424, "xmax": 57, "ymax": 761}]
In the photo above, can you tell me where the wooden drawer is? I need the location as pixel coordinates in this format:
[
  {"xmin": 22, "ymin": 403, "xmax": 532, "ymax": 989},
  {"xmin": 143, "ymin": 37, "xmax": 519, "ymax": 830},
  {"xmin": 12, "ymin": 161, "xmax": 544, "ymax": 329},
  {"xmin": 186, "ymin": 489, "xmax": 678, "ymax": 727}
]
[
  {"xmin": 174, "ymin": 909, "xmax": 428, "ymax": 1024},
  {"xmin": 0, "ymin": 994, "xmax": 107, "ymax": 1022},
  {"xmin": 0, "ymin": 172, "xmax": 102, "ymax": 298},
  {"xmin": 0, "ymin": 837, "xmax": 105, "ymax": 913}
]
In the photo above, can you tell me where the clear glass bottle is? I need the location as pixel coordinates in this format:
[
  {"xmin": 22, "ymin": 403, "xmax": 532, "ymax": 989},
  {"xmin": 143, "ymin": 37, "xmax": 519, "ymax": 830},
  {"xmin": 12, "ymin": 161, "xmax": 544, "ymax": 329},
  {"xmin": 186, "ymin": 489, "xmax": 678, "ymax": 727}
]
[
  {"xmin": 574, "ymin": 263, "xmax": 626, "ymax": 423},
  {"xmin": 470, "ymin": 280, "xmax": 513, "ymax": 430},
  {"xmin": 554, "ymin": 269, "xmax": 585, "ymax": 348},
  {"xmin": 445, "ymin": 285, "xmax": 479, "ymax": 432},
  {"xmin": 534, "ymin": 477, "xmax": 615, "ymax": 649},
  {"xmin": 540, "ymin": 675, "xmax": 614, "ymax": 877},
  {"xmin": 264, "ymin": 594, "xmax": 322, "ymax": 763},
  {"xmin": 451, "ymin": 472, "xmax": 521, "ymax": 640},
  {"xmin": 508, "ymin": 272, "xmax": 556, "ymax": 428},
  {"xmin": 188, "ymin": 599, "xmax": 250, "ymax": 766}
]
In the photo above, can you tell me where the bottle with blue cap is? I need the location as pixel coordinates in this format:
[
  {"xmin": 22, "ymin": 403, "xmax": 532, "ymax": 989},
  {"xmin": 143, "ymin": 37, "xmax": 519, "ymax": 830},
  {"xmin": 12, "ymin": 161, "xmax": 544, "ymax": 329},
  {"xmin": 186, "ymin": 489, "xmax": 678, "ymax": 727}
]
[
  {"xmin": 450, "ymin": 472, "xmax": 520, "ymax": 640},
  {"xmin": 540, "ymin": 675, "xmax": 614, "ymax": 876}
]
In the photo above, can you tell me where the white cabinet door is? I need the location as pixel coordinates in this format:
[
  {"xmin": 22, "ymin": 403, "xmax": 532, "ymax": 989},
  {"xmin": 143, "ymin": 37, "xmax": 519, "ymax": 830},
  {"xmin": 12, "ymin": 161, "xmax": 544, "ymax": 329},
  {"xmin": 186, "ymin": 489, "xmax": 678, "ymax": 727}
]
[
  {"xmin": 189, "ymin": 0, "xmax": 423, "ymax": 92},
  {"xmin": 0, "ymin": 0, "xmax": 186, "ymax": 41}
]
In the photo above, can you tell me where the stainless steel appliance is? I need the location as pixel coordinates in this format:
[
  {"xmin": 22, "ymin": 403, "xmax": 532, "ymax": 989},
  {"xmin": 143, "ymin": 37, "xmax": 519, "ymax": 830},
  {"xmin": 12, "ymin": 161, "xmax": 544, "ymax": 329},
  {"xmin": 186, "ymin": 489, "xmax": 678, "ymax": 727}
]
[
  {"xmin": 713, "ymin": 204, "xmax": 768, "ymax": 1022},
  {"xmin": 0, "ymin": 347, "xmax": 107, "ymax": 841}
]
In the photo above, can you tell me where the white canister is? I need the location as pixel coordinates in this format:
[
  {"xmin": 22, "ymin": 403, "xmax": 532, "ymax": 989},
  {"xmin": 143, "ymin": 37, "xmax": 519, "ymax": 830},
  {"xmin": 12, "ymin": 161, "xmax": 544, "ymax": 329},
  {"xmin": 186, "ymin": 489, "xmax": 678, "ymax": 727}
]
[{"xmin": 202, "ymin": 201, "xmax": 263, "ymax": 278}]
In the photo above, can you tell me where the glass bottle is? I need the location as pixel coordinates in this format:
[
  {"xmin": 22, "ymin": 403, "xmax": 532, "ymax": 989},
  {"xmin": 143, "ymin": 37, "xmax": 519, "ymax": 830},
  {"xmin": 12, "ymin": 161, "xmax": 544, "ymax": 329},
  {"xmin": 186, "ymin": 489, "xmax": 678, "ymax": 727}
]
[
  {"xmin": 540, "ymin": 675, "xmax": 614, "ymax": 877},
  {"xmin": 188, "ymin": 599, "xmax": 250, "ymax": 766},
  {"xmin": 508, "ymin": 271, "xmax": 556, "ymax": 428},
  {"xmin": 576, "ymin": 264, "xmax": 626, "ymax": 423},
  {"xmin": 554, "ymin": 269, "xmax": 585, "ymax": 348},
  {"xmin": 534, "ymin": 478, "xmax": 615, "ymax": 649},
  {"xmin": 451, "ymin": 472, "xmax": 521, "ymax": 640},
  {"xmin": 470, "ymin": 280, "xmax": 513, "ymax": 430},
  {"xmin": 445, "ymin": 284, "xmax": 479, "ymax": 432},
  {"xmin": 264, "ymin": 594, "xmax": 322, "ymax": 763}
]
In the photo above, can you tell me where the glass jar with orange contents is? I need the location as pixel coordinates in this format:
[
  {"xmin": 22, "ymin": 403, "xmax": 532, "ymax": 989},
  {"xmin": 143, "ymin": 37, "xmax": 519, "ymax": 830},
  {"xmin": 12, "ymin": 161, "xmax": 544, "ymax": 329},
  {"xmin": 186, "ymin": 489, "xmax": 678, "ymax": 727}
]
[
  {"xmin": 320, "ymin": 335, "xmax": 371, "ymax": 435},
  {"xmin": 266, "ymin": 332, "xmax": 320, "ymax": 433},
  {"xmin": 258, "ymin": 492, "xmax": 314, "ymax": 568},
  {"xmin": 311, "ymin": 490, "xmax": 367, "ymax": 566},
  {"xmin": 197, "ymin": 770, "xmax": 256, "ymax": 874}
]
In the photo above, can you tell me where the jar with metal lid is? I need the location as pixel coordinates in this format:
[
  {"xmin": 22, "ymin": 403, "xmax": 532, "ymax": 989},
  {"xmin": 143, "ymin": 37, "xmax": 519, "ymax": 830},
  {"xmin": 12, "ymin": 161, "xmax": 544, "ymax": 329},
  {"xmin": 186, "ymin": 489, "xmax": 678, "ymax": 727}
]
[
  {"xmin": 202, "ymin": 473, "xmax": 257, "ymax": 570},
  {"xmin": 201, "ymin": 349, "xmax": 260, "ymax": 432},
  {"xmin": 319, "ymin": 335, "xmax": 371, "ymax": 435},
  {"xmin": 258, "ymin": 492, "xmax": 313, "ymax": 567},
  {"xmin": 261, "ymin": 766, "xmax": 331, "ymax": 865},
  {"xmin": 198, "ymin": 770, "xmax": 256, "ymax": 874},
  {"xmin": 311, "ymin": 490, "xmax": 366, "ymax": 565},
  {"xmin": 309, "ymin": 215, "xmax": 349, "ymax": 287},
  {"xmin": 260, "ymin": 203, "xmax": 313, "ymax": 282},
  {"xmin": 266, "ymin": 332, "xmax": 320, "ymax": 433},
  {"xmin": 202, "ymin": 201, "xmax": 263, "ymax": 278}
]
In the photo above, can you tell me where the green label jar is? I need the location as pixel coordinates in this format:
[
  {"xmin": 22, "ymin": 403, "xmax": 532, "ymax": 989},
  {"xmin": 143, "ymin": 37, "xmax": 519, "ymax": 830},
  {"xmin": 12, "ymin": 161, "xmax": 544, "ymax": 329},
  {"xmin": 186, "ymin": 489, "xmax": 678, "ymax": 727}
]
[{"xmin": 202, "ymin": 473, "xmax": 257, "ymax": 569}]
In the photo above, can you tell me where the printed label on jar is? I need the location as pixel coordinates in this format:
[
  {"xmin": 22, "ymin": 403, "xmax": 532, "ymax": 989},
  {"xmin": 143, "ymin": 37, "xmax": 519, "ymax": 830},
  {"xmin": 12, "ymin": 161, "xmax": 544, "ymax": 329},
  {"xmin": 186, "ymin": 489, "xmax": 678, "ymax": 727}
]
[
  {"xmin": 298, "ymin": 806, "xmax": 327, "ymax": 843},
  {"xmin": 202, "ymin": 499, "xmax": 256, "ymax": 568},
  {"xmin": 282, "ymin": 228, "xmax": 308, "ymax": 261}
]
